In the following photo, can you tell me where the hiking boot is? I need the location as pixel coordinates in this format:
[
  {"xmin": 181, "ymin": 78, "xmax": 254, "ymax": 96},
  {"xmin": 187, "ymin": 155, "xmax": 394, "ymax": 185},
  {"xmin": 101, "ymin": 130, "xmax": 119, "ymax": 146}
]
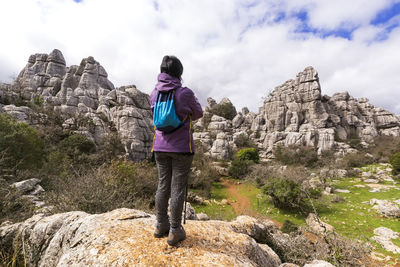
[
  {"xmin": 167, "ymin": 226, "xmax": 186, "ymax": 246},
  {"xmin": 154, "ymin": 223, "xmax": 170, "ymax": 238}
]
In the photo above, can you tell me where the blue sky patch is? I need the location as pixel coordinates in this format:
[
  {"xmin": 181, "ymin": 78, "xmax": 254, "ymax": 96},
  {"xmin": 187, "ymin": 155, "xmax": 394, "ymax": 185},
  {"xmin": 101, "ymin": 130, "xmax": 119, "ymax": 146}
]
[
  {"xmin": 371, "ymin": 2, "xmax": 400, "ymax": 25},
  {"xmin": 292, "ymin": 11, "xmax": 355, "ymax": 40}
]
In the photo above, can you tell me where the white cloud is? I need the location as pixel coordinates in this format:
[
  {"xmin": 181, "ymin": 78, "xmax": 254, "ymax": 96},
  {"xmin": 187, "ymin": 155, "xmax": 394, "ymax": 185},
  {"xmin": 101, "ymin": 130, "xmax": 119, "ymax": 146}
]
[
  {"xmin": 0, "ymin": 0, "xmax": 400, "ymax": 114},
  {"xmin": 283, "ymin": 0, "xmax": 397, "ymax": 29}
]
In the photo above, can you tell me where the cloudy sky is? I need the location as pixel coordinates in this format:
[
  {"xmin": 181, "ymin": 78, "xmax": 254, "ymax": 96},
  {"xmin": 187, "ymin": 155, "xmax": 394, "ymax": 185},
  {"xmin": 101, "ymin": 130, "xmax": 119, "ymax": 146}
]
[{"xmin": 1, "ymin": 0, "xmax": 400, "ymax": 114}]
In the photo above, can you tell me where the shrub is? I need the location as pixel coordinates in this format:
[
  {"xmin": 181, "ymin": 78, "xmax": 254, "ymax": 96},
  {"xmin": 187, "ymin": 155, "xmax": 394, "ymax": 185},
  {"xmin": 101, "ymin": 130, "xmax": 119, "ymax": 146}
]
[
  {"xmin": 347, "ymin": 138, "xmax": 362, "ymax": 149},
  {"xmin": 367, "ymin": 136, "xmax": 400, "ymax": 162},
  {"xmin": 236, "ymin": 148, "xmax": 259, "ymax": 163},
  {"xmin": 338, "ymin": 152, "xmax": 374, "ymax": 169},
  {"xmin": 209, "ymin": 101, "xmax": 237, "ymax": 120},
  {"xmin": 45, "ymin": 161, "xmax": 158, "ymax": 214},
  {"xmin": 258, "ymin": 166, "xmax": 321, "ymax": 212},
  {"xmin": 59, "ymin": 134, "xmax": 95, "ymax": 156},
  {"xmin": 189, "ymin": 144, "xmax": 219, "ymax": 197},
  {"xmin": 234, "ymin": 134, "xmax": 255, "ymax": 149},
  {"xmin": 0, "ymin": 114, "xmax": 45, "ymax": 176},
  {"xmin": 274, "ymin": 144, "xmax": 318, "ymax": 168},
  {"xmin": 0, "ymin": 179, "xmax": 35, "ymax": 224},
  {"xmin": 228, "ymin": 158, "xmax": 253, "ymax": 179},
  {"xmin": 389, "ymin": 152, "xmax": 400, "ymax": 175},
  {"xmin": 263, "ymin": 178, "xmax": 303, "ymax": 210},
  {"xmin": 281, "ymin": 219, "xmax": 298, "ymax": 234},
  {"xmin": 277, "ymin": 232, "xmax": 372, "ymax": 266}
]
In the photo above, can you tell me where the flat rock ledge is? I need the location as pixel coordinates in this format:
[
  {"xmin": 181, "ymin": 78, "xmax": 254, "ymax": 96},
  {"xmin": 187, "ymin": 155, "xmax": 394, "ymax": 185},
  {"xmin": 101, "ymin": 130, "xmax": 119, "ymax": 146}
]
[{"xmin": 0, "ymin": 208, "xmax": 282, "ymax": 267}]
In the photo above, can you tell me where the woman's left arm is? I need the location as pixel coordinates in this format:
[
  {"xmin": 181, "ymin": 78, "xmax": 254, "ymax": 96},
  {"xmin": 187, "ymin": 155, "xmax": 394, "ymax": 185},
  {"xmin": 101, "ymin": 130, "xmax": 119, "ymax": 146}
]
[{"xmin": 187, "ymin": 89, "xmax": 203, "ymax": 120}]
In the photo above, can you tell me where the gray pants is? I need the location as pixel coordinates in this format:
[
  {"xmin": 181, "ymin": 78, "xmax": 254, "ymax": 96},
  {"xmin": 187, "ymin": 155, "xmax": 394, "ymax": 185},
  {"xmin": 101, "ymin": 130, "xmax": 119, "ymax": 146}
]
[{"xmin": 154, "ymin": 152, "xmax": 194, "ymax": 229}]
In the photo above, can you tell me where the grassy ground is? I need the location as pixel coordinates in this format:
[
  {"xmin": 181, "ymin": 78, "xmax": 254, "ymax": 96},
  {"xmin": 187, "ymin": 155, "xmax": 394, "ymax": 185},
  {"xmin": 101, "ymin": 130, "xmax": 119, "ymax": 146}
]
[
  {"xmin": 193, "ymin": 164, "xmax": 400, "ymax": 261},
  {"xmin": 192, "ymin": 182, "xmax": 236, "ymax": 221}
]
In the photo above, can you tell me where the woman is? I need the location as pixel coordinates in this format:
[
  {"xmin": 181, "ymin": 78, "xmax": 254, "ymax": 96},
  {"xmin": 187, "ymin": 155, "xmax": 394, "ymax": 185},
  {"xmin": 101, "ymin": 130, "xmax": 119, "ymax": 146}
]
[{"xmin": 150, "ymin": 55, "xmax": 203, "ymax": 246}]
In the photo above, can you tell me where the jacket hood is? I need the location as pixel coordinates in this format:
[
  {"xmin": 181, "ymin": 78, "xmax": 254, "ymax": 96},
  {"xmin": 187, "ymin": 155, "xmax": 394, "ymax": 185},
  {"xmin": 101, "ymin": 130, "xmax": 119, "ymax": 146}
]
[{"xmin": 155, "ymin": 73, "xmax": 182, "ymax": 92}]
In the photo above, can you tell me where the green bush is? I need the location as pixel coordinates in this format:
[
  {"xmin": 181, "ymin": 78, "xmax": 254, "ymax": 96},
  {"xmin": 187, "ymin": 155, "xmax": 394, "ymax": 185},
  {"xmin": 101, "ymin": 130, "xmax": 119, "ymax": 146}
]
[
  {"xmin": 0, "ymin": 114, "xmax": 45, "ymax": 176},
  {"xmin": 263, "ymin": 176, "xmax": 321, "ymax": 212},
  {"xmin": 59, "ymin": 134, "xmax": 95, "ymax": 155},
  {"xmin": 281, "ymin": 219, "xmax": 299, "ymax": 234},
  {"xmin": 338, "ymin": 152, "xmax": 374, "ymax": 169},
  {"xmin": 228, "ymin": 148, "xmax": 259, "ymax": 179},
  {"xmin": 189, "ymin": 143, "xmax": 219, "ymax": 197},
  {"xmin": 347, "ymin": 138, "xmax": 362, "ymax": 149},
  {"xmin": 236, "ymin": 148, "xmax": 259, "ymax": 163},
  {"xmin": 228, "ymin": 158, "xmax": 253, "ymax": 179},
  {"xmin": 210, "ymin": 101, "xmax": 237, "ymax": 120},
  {"xmin": 389, "ymin": 152, "xmax": 400, "ymax": 175},
  {"xmin": 234, "ymin": 133, "xmax": 255, "ymax": 149},
  {"xmin": 274, "ymin": 145, "xmax": 318, "ymax": 167}
]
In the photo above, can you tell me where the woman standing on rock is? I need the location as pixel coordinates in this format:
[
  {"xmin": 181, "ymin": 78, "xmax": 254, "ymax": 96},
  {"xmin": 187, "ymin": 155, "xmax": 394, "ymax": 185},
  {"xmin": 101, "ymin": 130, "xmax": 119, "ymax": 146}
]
[{"xmin": 150, "ymin": 55, "xmax": 203, "ymax": 246}]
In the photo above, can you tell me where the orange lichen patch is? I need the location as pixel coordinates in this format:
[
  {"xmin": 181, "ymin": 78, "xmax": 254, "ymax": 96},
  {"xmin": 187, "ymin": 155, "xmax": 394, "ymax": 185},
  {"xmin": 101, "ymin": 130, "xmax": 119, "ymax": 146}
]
[{"xmin": 89, "ymin": 217, "xmax": 262, "ymax": 266}]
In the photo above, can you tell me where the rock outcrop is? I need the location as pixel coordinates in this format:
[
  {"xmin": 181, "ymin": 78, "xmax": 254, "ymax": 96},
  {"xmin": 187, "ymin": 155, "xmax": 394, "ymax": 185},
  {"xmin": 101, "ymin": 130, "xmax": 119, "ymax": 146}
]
[
  {"xmin": 193, "ymin": 67, "xmax": 400, "ymax": 159},
  {"xmin": 2, "ymin": 50, "xmax": 400, "ymax": 160},
  {"xmin": 372, "ymin": 227, "xmax": 400, "ymax": 254},
  {"xmin": 0, "ymin": 208, "xmax": 283, "ymax": 266},
  {"xmin": 1, "ymin": 49, "xmax": 154, "ymax": 160}
]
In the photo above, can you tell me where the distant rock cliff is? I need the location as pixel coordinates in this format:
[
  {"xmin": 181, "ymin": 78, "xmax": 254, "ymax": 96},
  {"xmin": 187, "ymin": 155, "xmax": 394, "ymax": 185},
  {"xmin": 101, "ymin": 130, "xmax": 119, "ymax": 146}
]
[
  {"xmin": 194, "ymin": 67, "xmax": 400, "ymax": 159},
  {"xmin": 0, "ymin": 49, "xmax": 154, "ymax": 160},
  {"xmin": 1, "ymin": 50, "xmax": 400, "ymax": 160}
]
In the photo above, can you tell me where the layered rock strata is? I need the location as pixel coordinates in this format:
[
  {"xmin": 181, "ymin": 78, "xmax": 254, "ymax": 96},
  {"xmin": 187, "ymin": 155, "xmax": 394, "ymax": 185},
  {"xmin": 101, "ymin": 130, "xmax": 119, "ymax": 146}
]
[
  {"xmin": 2, "ymin": 50, "xmax": 400, "ymax": 160},
  {"xmin": 194, "ymin": 67, "xmax": 400, "ymax": 159},
  {"xmin": 1, "ymin": 49, "xmax": 153, "ymax": 160}
]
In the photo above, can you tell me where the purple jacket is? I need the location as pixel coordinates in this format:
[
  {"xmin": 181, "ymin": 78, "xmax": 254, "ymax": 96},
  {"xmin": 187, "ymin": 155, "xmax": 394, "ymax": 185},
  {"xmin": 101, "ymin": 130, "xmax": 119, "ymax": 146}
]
[{"xmin": 150, "ymin": 73, "xmax": 203, "ymax": 153}]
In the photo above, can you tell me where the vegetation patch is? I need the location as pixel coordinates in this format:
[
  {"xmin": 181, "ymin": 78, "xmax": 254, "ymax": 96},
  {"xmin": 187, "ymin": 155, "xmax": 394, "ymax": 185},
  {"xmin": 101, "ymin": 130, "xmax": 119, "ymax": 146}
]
[{"xmin": 193, "ymin": 182, "xmax": 236, "ymax": 221}]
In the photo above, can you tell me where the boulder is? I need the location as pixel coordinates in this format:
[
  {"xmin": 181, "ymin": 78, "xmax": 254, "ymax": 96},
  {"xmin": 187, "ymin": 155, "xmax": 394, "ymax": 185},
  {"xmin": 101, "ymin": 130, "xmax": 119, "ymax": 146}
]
[
  {"xmin": 372, "ymin": 227, "xmax": 400, "ymax": 254},
  {"xmin": 370, "ymin": 199, "xmax": 400, "ymax": 218},
  {"xmin": 306, "ymin": 213, "xmax": 335, "ymax": 236},
  {"xmin": 11, "ymin": 178, "xmax": 41, "ymax": 194},
  {"xmin": 0, "ymin": 209, "xmax": 282, "ymax": 266}
]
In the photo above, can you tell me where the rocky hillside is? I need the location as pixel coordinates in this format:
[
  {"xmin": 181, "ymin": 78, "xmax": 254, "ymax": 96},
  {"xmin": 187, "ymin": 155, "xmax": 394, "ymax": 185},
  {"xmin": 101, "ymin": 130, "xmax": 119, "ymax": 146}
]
[
  {"xmin": 1, "ymin": 49, "xmax": 400, "ymax": 160},
  {"xmin": 194, "ymin": 67, "xmax": 400, "ymax": 159},
  {"xmin": 0, "ymin": 49, "xmax": 153, "ymax": 160}
]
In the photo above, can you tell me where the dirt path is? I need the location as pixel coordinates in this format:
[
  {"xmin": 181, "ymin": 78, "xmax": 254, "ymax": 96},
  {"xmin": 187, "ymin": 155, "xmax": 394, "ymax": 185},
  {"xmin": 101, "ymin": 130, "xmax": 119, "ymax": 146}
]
[
  {"xmin": 221, "ymin": 178, "xmax": 256, "ymax": 217},
  {"xmin": 221, "ymin": 178, "xmax": 282, "ymax": 227}
]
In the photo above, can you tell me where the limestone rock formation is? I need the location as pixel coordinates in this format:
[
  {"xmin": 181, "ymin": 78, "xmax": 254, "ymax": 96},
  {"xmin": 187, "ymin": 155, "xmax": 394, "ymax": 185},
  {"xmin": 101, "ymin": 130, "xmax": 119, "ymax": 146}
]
[
  {"xmin": 2, "ymin": 51, "xmax": 400, "ymax": 160},
  {"xmin": 1, "ymin": 49, "xmax": 153, "ymax": 160},
  {"xmin": 193, "ymin": 67, "xmax": 400, "ymax": 159},
  {"xmin": 0, "ymin": 208, "xmax": 282, "ymax": 266},
  {"xmin": 372, "ymin": 226, "xmax": 400, "ymax": 254},
  {"xmin": 370, "ymin": 199, "xmax": 400, "ymax": 218}
]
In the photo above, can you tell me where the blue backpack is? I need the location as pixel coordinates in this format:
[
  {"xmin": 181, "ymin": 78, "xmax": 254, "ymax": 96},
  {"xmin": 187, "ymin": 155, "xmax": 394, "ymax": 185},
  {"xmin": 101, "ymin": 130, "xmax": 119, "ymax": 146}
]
[{"xmin": 153, "ymin": 90, "xmax": 186, "ymax": 133}]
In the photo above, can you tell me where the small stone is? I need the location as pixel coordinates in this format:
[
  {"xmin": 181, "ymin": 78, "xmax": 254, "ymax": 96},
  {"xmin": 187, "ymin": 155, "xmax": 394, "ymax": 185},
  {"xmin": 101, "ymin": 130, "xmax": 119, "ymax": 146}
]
[
  {"xmin": 335, "ymin": 189, "xmax": 350, "ymax": 193},
  {"xmin": 220, "ymin": 199, "xmax": 229, "ymax": 205},
  {"xmin": 303, "ymin": 259, "xmax": 335, "ymax": 267},
  {"xmin": 364, "ymin": 179, "xmax": 379, "ymax": 183},
  {"xmin": 197, "ymin": 213, "xmax": 210, "ymax": 221}
]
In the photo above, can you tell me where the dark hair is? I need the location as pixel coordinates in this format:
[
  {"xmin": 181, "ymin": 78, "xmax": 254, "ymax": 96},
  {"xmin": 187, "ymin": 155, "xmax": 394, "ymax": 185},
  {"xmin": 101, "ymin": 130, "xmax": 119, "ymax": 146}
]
[{"xmin": 160, "ymin": 55, "xmax": 183, "ymax": 80}]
